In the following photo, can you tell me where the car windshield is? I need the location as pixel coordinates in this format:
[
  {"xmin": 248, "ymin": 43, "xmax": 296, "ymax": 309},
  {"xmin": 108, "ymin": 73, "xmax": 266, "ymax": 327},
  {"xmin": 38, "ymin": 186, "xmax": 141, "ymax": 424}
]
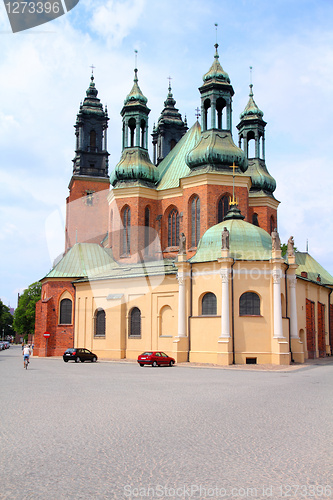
[
  {"xmin": 65, "ymin": 349, "xmax": 76, "ymax": 353},
  {"xmin": 142, "ymin": 352, "xmax": 152, "ymax": 356}
]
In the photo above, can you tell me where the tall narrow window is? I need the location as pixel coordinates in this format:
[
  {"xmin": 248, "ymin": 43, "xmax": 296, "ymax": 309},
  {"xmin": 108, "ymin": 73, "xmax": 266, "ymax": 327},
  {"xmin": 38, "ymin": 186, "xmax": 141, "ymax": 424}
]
[
  {"xmin": 168, "ymin": 209, "xmax": 179, "ymax": 247},
  {"xmin": 122, "ymin": 206, "xmax": 131, "ymax": 255},
  {"xmin": 129, "ymin": 307, "xmax": 141, "ymax": 337},
  {"xmin": 191, "ymin": 196, "xmax": 200, "ymax": 247},
  {"xmin": 144, "ymin": 206, "xmax": 150, "ymax": 251},
  {"xmin": 239, "ymin": 292, "xmax": 260, "ymax": 316},
  {"xmin": 270, "ymin": 216, "xmax": 275, "ymax": 235},
  {"xmin": 201, "ymin": 292, "xmax": 217, "ymax": 316},
  {"xmin": 95, "ymin": 308, "xmax": 106, "ymax": 337},
  {"xmin": 89, "ymin": 130, "xmax": 96, "ymax": 151},
  {"xmin": 59, "ymin": 298, "xmax": 72, "ymax": 324},
  {"xmin": 218, "ymin": 195, "xmax": 230, "ymax": 223}
]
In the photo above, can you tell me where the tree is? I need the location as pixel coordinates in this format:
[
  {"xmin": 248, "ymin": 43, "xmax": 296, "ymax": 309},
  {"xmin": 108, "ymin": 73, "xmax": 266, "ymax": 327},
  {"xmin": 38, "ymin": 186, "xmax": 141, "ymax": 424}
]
[
  {"xmin": 13, "ymin": 282, "xmax": 42, "ymax": 338},
  {"xmin": 0, "ymin": 300, "xmax": 13, "ymax": 339}
]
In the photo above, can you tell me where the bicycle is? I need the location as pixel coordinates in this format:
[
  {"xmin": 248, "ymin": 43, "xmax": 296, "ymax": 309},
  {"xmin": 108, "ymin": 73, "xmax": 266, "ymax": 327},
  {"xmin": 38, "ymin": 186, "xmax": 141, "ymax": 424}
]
[{"xmin": 24, "ymin": 357, "xmax": 29, "ymax": 369}]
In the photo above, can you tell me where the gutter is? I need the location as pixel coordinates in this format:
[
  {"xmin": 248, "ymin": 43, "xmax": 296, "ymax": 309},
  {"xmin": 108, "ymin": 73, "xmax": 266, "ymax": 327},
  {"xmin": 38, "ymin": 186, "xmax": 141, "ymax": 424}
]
[
  {"xmin": 284, "ymin": 263, "xmax": 293, "ymax": 363},
  {"xmin": 187, "ymin": 263, "xmax": 193, "ymax": 362}
]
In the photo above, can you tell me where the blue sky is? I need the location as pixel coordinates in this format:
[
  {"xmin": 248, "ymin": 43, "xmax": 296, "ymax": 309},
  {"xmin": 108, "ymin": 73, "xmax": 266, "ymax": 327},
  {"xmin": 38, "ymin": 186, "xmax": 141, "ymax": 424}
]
[{"xmin": 1, "ymin": 0, "xmax": 333, "ymax": 307}]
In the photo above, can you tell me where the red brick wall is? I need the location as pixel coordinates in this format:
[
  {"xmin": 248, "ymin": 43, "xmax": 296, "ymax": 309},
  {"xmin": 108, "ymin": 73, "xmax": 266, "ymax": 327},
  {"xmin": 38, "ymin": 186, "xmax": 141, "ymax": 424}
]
[
  {"xmin": 34, "ymin": 280, "xmax": 75, "ymax": 357},
  {"xmin": 109, "ymin": 183, "xmax": 251, "ymax": 262},
  {"xmin": 66, "ymin": 177, "xmax": 110, "ymax": 251},
  {"xmin": 248, "ymin": 205, "xmax": 277, "ymax": 235},
  {"xmin": 306, "ymin": 298, "xmax": 316, "ymax": 359}
]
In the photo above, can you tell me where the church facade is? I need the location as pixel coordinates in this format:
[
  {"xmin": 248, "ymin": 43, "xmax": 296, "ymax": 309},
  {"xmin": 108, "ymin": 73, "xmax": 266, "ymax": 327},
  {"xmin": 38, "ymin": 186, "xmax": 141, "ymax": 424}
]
[{"xmin": 34, "ymin": 45, "xmax": 333, "ymax": 365}]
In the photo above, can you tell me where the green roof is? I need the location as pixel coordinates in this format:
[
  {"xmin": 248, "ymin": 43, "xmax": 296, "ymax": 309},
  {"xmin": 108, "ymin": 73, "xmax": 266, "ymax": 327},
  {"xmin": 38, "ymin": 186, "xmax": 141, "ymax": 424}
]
[
  {"xmin": 45, "ymin": 243, "xmax": 118, "ymax": 279},
  {"xmin": 157, "ymin": 121, "xmax": 201, "ymax": 190},
  {"xmin": 76, "ymin": 258, "xmax": 177, "ymax": 282},
  {"xmin": 190, "ymin": 219, "xmax": 272, "ymax": 263},
  {"xmin": 295, "ymin": 252, "xmax": 333, "ymax": 286}
]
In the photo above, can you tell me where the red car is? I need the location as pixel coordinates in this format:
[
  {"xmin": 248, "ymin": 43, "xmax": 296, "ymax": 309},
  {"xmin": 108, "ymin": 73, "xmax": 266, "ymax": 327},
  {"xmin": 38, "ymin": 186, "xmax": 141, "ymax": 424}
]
[{"xmin": 137, "ymin": 351, "xmax": 175, "ymax": 367}]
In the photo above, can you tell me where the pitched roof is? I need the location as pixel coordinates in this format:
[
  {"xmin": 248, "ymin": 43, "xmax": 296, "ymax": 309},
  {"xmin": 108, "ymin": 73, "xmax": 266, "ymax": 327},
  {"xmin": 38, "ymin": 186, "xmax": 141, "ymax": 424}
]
[
  {"xmin": 156, "ymin": 121, "xmax": 201, "ymax": 190},
  {"xmin": 44, "ymin": 243, "xmax": 118, "ymax": 279},
  {"xmin": 295, "ymin": 252, "xmax": 333, "ymax": 286}
]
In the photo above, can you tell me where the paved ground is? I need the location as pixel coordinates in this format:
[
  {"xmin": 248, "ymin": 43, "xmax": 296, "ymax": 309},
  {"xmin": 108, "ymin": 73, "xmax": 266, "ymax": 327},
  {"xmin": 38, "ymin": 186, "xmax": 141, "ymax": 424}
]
[{"xmin": 0, "ymin": 346, "xmax": 332, "ymax": 500}]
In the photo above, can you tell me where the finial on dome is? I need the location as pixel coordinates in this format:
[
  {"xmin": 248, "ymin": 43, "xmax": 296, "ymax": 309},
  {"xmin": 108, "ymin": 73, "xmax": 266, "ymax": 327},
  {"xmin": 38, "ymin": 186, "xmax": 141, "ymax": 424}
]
[
  {"xmin": 249, "ymin": 66, "xmax": 254, "ymax": 97},
  {"xmin": 167, "ymin": 76, "xmax": 172, "ymax": 93}
]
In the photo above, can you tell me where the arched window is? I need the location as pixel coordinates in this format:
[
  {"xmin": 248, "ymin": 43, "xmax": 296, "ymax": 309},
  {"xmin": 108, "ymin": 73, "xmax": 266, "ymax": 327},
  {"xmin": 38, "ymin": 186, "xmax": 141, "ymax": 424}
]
[
  {"xmin": 89, "ymin": 130, "xmax": 96, "ymax": 151},
  {"xmin": 128, "ymin": 118, "xmax": 136, "ymax": 147},
  {"xmin": 239, "ymin": 292, "xmax": 260, "ymax": 316},
  {"xmin": 140, "ymin": 119, "xmax": 146, "ymax": 148},
  {"xmin": 129, "ymin": 307, "xmax": 141, "ymax": 337},
  {"xmin": 59, "ymin": 298, "xmax": 72, "ymax": 324},
  {"xmin": 95, "ymin": 308, "xmax": 106, "ymax": 337},
  {"xmin": 144, "ymin": 206, "xmax": 150, "ymax": 250},
  {"xmin": 201, "ymin": 292, "xmax": 217, "ymax": 316},
  {"xmin": 252, "ymin": 213, "xmax": 259, "ymax": 226},
  {"xmin": 168, "ymin": 209, "xmax": 179, "ymax": 247},
  {"xmin": 191, "ymin": 196, "xmax": 200, "ymax": 247},
  {"xmin": 122, "ymin": 206, "xmax": 131, "ymax": 255},
  {"xmin": 218, "ymin": 195, "xmax": 230, "ymax": 223}
]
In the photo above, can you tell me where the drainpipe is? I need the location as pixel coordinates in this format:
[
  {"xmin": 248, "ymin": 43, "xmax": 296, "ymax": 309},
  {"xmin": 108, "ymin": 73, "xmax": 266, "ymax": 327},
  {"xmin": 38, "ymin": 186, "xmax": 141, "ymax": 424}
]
[
  {"xmin": 284, "ymin": 263, "xmax": 293, "ymax": 362},
  {"xmin": 231, "ymin": 259, "xmax": 236, "ymax": 365},
  {"xmin": 329, "ymin": 289, "xmax": 332, "ymax": 355},
  {"xmin": 187, "ymin": 263, "xmax": 193, "ymax": 362}
]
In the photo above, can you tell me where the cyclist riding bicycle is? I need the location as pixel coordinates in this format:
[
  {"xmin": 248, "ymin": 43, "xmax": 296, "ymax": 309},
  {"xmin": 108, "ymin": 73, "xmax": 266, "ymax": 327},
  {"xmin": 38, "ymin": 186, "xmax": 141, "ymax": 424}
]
[{"xmin": 23, "ymin": 344, "xmax": 31, "ymax": 368}]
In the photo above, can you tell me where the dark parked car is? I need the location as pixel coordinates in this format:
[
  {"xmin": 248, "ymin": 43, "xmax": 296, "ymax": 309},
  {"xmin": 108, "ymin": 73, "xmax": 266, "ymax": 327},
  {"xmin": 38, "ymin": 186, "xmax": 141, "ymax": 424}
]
[
  {"xmin": 137, "ymin": 351, "xmax": 175, "ymax": 367},
  {"xmin": 63, "ymin": 348, "xmax": 98, "ymax": 363}
]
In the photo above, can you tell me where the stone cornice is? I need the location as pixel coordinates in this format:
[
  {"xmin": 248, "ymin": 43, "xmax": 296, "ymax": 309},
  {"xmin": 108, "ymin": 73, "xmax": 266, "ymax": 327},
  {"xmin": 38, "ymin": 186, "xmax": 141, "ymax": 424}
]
[
  {"xmin": 249, "ymin": 195, "xmax": 280, "ymax": 210},
  {"xmin": 68, "ymin": 175, "xmax": 110, "ymax": 190}
]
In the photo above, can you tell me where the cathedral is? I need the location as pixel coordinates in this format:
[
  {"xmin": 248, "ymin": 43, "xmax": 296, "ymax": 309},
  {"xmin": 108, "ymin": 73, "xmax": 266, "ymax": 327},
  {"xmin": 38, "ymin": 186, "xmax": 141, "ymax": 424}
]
[{"xmin": 34, "ymin": 44, "xmax": 333, "ymax": 365}]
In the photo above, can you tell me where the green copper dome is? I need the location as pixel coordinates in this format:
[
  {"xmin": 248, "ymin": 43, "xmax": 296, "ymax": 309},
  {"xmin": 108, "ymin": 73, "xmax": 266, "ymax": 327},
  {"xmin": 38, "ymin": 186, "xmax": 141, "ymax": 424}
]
[
  {"xmin": 111, "ymin": 148, "xmax": 158, "ymax": 186},
  {"xmin": 240, "ymin": 84, "xmax": 264, "ymax": 120},
  {"xmin": 124, "ymin": 69, "xmax": 148, "ymax": 106},
  {"xmin": 202, "ymin": 44, "xmax": 231, "ymax": 85},
  {"xmin": 190, "ymin": 218, "xmax": 272, "ymax": 263},
  {"xmin": 247, "ymin": 159, "xmax": 276, "ymax": 194},
  {"xmin": 186, "ymin": 129, "xmax": 247, "ymax": 172},
  {"xmin": 78, "ymin": 74, "xmax": 105, "ymax": 117}
]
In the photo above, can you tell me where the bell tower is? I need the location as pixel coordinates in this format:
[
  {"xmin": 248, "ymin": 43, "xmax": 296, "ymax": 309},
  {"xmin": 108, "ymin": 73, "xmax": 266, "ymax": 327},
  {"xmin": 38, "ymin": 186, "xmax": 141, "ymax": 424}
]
[
  {"xmin": 65, "ymin": 73, "xmax": 110, "ymax": 251},
  {"xmin": 237, "ymin": 74, "xmax": 278, "ymax": 233}
]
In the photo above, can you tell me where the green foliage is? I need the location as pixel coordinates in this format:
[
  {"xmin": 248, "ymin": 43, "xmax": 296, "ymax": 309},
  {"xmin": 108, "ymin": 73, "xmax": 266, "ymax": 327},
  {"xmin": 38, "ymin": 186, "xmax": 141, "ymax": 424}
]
[
  {"xmin": 13, "ymin": 282, "xmax": 42, "ymax": 336},
  {"xmin": 0, "ymin": 300, "xmax": 13, "ymax": 338}
]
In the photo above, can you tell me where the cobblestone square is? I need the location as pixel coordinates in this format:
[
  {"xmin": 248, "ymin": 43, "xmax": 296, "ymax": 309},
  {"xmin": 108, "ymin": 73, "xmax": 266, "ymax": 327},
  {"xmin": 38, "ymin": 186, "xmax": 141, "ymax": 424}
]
[{"xmin": 0, "ymin": 347, "xmax": 332, "ymax": 499}]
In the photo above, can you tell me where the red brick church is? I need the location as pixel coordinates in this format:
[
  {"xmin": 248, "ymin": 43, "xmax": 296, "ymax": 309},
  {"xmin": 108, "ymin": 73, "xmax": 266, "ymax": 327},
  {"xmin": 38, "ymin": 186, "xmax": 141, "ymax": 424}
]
[{"xmin": 34, "ymin": 45, "xmax": 332, "ymax": 362}]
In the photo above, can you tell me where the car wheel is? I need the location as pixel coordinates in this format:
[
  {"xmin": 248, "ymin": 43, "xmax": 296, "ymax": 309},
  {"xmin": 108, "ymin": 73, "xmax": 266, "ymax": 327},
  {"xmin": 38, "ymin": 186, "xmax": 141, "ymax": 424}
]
[
  {"xmin": 75, "ymin": 357, "xmax": 80, "ymax": 363},
  {"xmin": 169, "ymin": 360, "xmax": 174, "ymax": 367},
  {"xmin": 64, "ymin": 359, "xmax": 68, "ymax": 363},
  {"xmin": 92, "ymin": 357, "xmax": 97, "ymax": 362},
  {"xmin": 152, "ymin": 361, "xmax": 157, "ymax": 367},
  {"xmin": 140, "ymin": 363, "xmax": 144, "ymax": 367}
]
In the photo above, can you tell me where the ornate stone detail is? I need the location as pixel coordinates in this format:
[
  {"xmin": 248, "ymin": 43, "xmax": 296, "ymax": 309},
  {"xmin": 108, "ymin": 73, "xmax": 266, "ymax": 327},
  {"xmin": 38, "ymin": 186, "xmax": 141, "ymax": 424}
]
[
  {"xmin": 221, "ymin": 227, "xmax": 229, "ymax": 250},
  {"xmin": 272, "ymin": 269, "xmax": 282, "ymax": 284},
  {"xmin": 271, "ymin": 228, "xmax": 281, "ymax": 251},
  {"xmin": 220, "ymin": 268, "xmax": 230, "ymax": 283},
  {"xmin": 177, "ymin": 272, "xmax": 185, "ymax": 285},
  {"xmin": 179, "ymin": 233, "xmax": 186, "ymax": 255},
  {"xmin": 287, "ymin": 236, "xmax": 295, "ymax": 258}
]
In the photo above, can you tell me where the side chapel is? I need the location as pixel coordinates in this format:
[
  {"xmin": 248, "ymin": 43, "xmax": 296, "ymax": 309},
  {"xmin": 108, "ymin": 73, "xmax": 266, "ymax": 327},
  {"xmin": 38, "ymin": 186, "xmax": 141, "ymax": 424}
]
[{"xmin": 34, "ymin": 44, "xmax": 333, "ymax": 365}]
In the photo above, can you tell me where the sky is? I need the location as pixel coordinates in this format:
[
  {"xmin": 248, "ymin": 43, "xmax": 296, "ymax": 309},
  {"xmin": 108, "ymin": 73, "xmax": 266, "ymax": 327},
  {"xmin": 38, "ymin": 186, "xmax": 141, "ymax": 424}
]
[{"xmin": 1, "ymin": 0, "xmax": 333, "ymax": 308}]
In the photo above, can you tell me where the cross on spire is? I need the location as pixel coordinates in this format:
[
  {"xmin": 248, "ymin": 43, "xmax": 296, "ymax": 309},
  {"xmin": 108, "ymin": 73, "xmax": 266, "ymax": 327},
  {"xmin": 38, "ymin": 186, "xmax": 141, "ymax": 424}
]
[
  {"xmin": 195, "ymin": 107, "xmax": 201, "ymax": 120},
  {"xmin": 90, "ymin": 64, "xmax": 95, "ymax": 74},
  {"xmin": 167, "ymin": 76, "xmax": 172, "ymax": 90}
]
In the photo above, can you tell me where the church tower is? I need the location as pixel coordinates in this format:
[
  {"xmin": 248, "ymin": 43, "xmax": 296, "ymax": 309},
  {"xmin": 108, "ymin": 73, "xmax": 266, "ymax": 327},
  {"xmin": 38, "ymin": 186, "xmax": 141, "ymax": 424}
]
[
  {"xmin": 237, "ymin": 78, "xmax": 279, "ymax": 233},
  {"xmin": 151, "ymin": 82, "xmax": 188, "ymax": 165},
  {"xmin": 65, "ymin": 74, "xmax": 110, "ymax": 251}
]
